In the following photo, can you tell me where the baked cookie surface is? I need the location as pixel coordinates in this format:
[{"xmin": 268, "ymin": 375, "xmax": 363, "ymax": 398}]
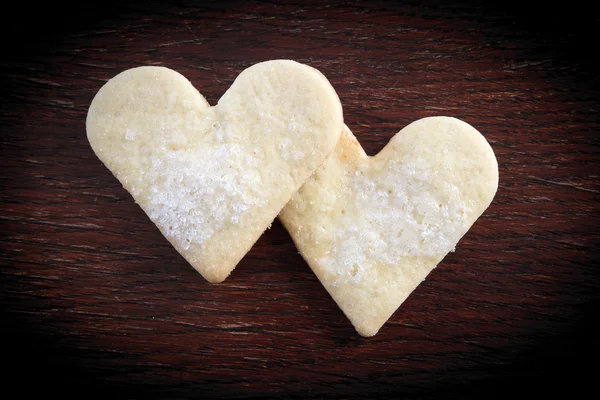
[
  {"xmin": 279, "ymin": 117, "xmax": 498, "ymax": 336},
  {"xmin": 87, "ymin": 60, "xmax": 343, "ymax": 283}
]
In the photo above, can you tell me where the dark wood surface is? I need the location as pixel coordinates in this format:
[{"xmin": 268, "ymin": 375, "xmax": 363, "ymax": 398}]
[{"xmin": 1, "ymin": 1, "xmax": 598, "ymax": 398}]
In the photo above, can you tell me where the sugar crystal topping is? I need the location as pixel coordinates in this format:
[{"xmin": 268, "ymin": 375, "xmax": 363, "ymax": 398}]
[
  {"xmin": 125, "ymin": 128, "xmax": 137, "ymax": 141},
  {"xmin": 141, "ymin": 127, "xmax": 265, "ymax": 251},
  {"xmin": 318, "ymin": 156, "xmax": 469, "ymax": 284}
]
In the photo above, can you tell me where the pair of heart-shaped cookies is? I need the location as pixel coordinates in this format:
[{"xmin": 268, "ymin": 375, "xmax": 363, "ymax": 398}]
[{"xmin": 87, "ymin": 60, "xmax": 498, "ymax": 336}]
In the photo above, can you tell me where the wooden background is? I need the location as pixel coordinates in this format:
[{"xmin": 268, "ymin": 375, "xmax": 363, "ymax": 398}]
[{"xmin": 1, "ymin": 1, "xmax": 598, "ymax": 398}]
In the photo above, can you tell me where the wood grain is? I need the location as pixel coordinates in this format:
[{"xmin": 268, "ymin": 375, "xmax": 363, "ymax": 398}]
[{"xmin": 1, "ymin": 1, "xmax": 598, "ymax": 398}]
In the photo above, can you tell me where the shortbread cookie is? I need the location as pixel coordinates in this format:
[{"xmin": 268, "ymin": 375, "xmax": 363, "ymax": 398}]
[
  {"xmin": 279, "ymin": 117, "xmax": 498, "ymax": 336},
  {"xmin": 87, "ymin": 60, "xmax": 343, "ymax": 283}
]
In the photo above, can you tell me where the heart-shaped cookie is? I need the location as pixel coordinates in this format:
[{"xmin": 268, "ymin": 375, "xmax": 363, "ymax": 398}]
[
  {"xmin": 87, "ymin": 60, "xmax": 343, "ymax": 283},
  {"xmin": 279, "ymin": 117, "xmax": 498, "ymax": 336}
]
